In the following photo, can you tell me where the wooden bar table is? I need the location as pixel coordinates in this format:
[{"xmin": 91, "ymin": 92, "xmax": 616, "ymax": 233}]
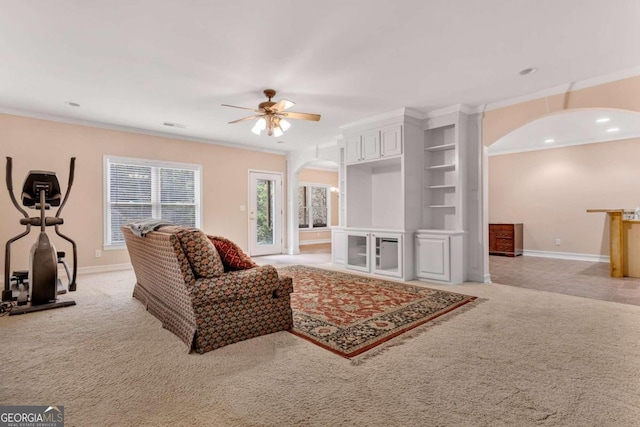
[
  {"xmin": 586, "ymin": 209, "xmax": 625, "ymax": 277},
  {"xmin": 623, "ymin": 219, "xmax": 640, "ymax": 278}
]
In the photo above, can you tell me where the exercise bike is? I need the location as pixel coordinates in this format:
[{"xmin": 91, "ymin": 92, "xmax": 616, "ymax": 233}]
[{"xmin": 3, "ymin": 157, "xmax": 78, "ymax": 315}]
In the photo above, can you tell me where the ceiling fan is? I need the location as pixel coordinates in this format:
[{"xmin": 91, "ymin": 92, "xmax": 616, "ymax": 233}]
[{"xmin": 222, "ymin": 89, "xmax": 321, "ymax": 137}]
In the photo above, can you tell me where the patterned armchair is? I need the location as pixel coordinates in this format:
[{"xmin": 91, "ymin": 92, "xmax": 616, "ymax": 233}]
[{"xmin": 122, "ymin": 226, "xmax": 293, "ymax": 354}]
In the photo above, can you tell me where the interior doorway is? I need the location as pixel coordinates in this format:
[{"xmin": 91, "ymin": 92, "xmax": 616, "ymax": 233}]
[
  {"xmin": 485, "ymin": 107, "xmax": 640, "ymax": 298},
  {"xmin": 296, "ymin": 161, "xmax": 340, "ymax": 256},
  {"xmin": 248, "ymin": 171, "xmax": 283, "ymax": 256}
]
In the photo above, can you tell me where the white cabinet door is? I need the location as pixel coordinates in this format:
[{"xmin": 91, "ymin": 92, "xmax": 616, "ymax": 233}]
[
  {"xmin": 345, "ymin": 136, "xmax": 362, "ymax": 163},
  {"xmin": 362, "ymin": 131, "xmax": 380, "ymax": 161},
  {"xmin": 415, "ymin": 234, "xmax": 450, "ymax": 281},
  {"xmin": 332, "ymin": 229, "xmax": 346, "ymax": 264},
  {"xmin": 371, "ymin": 232, "xmax": 402, "ymax": 278},
  {"xmin": 381, "ymin": 125, "xmax": 402, "ymax": 157},
  {"xmin": 346, "ymin": 231, "xmax": 370, "ymax": 272}
]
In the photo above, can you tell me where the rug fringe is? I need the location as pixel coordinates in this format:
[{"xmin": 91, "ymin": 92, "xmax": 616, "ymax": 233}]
[{"xmin": 350, "ymin": 297, "xmax": 487, "ymax": 366}]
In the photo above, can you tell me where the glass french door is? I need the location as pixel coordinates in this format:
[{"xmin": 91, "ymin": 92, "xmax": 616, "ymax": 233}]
[{"xmin": 248, "ymin": 171, "xmax": 283, "ymax": 256}]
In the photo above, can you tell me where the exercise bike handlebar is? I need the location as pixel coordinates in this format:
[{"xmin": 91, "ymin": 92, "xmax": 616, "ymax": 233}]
[
  {"xmin": 55, "ymin": 157, "xmax": 76, "ymax": 219},
  {"xmin": 5, "ymin": 157, "xmax": 29, "ymax": 219}
]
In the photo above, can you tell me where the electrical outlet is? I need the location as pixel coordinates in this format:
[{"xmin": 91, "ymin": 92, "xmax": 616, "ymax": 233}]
[
  {"xmin": 555, "ymin": 238, "xmax": 561, "ymax": 246},
  {"xmin": 95, "ymin": 249, "xmax": 102, "ymax": 258}
]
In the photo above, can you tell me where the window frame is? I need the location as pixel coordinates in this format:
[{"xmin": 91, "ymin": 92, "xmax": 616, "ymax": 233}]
[
  {"xmin": 298, "ymin": 182, "xmax": 331, "ymax": 231},
  {"xmin": 103, "ymin": 155, "xmax": 202, "ymax": 249}
]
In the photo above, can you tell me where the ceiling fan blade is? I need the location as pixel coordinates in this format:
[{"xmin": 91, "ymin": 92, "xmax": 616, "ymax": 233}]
[
  {"xmin": 270, "ymin": 99, "xmax": 295, "ymax": 112},
  {"xmin": 228, "ymin": 115, "xmax": 263, "ymax": 124},
  {"xmin": 222, "ymin": 104, "xmax": 262, "ymax": 113},
  {"xmin": 283, "ymin": 111, "xmax": 321, "ymax": 121}
]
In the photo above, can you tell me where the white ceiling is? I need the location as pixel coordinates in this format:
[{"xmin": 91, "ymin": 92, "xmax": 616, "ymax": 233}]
[
  {"xmin": 1, "ymin": 0, "xmax": 640, "ymax": 153},
  {"xmin": 489, "ymin": 108, "xmax": 640, "ymax": 155}
]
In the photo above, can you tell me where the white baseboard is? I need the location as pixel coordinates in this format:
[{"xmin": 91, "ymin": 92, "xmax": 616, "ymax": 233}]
[
  {"xmin": 1, "ymin": 263, "xmax": 133, "ymax": 285},
  {"xmin": 523, "ymin": 249, "xmax": 609, "ymax": 263},
  {"xmin": 466, "ymin": 273, "xmax": 492, "ymax": 284},
  {"xmin": 299, "ymin": 239, "xmax": 331, "ymax": 246},
  {"xmin": 74, "ymin": 263, "xmax": 133, "ymax": 275}
]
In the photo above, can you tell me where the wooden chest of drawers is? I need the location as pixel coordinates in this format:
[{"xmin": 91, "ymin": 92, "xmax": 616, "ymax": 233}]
[{"xmin": 489, "ymin": 223, "xmax": 523, "ymax": 256}]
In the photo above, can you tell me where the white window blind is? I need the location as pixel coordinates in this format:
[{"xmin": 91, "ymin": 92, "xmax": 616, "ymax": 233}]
[{"xmin": 105, "ymin": 156, "xmax": 201, "ymax": 246}]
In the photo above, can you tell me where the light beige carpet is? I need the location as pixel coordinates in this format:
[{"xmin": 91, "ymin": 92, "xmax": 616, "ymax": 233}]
[{"xmin": 1, "ymin": 269, "xmax": 639, "ymax": 426}]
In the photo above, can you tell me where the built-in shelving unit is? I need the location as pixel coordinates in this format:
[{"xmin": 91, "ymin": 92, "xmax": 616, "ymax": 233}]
[
  {"xmin": 334, "ymin": 107, "xmax": 481, "ymax": 284},
  {"xmin": 423, "ymin": 124, "xmax": 458, "ymax": 231}
]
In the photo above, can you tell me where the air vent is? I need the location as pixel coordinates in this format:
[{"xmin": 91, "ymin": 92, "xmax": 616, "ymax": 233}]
[{"xmin": 163, "ymin": 122, "xmax": 187, "ymax": 128}]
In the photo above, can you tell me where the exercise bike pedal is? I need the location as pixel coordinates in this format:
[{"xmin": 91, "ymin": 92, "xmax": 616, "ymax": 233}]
[{"xmin": 56, "ymin": 278, "xmax": 67, "ymax": 295}]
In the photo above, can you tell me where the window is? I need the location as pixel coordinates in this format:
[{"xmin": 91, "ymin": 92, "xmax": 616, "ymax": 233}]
[
  {"xmin": 298, "ymin": 184, "xmax": 329, "ymax": 229},
  {"xmin": 104, "ymin": 156, "xmax": 201, "ymax": 246}
]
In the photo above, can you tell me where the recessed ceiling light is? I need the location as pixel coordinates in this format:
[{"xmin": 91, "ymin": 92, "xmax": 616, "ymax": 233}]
[
  {"xmin": 519, "ymin": 67, "xmax": 538, "ymax": 76},
  {"xmin": 544, "ymin": 138, "xmax": 555, "ymax": 143},
  {"xmin": 606, "ymin": 127, "xmax": 620, "ymax": 133},
  {"xmin": 65, "ymin": 101, "xmax": 80, "ymax": 107},
  {"xmin": 163, "ymin": 122, "xmax": 187, "ymax": 129},
  {"xmin": 596, "ymin": 117, "xmax": 610, "ymax": 123}
]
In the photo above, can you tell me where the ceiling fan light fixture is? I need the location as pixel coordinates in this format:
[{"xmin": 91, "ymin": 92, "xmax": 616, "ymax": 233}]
[
  {"xmin": 279, "ymin": 118, "xmax": 291, "ymax": 132},
  {"xmin": 223, "ymin": 89, "xmax": 320, "ymax": 138},
  {"xmin": 251, "ymin": 117, "xmax": 267, "ymax": 135}
]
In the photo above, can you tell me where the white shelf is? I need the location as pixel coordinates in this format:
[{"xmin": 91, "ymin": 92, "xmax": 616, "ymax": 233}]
[
  {"xmin": 430, "ymin": 205, "xmax": 456, "ymax": 209},
  {"xmin": 428, "ymin": 184, "xmax": 456, "ymax": 189},
  {"xmin": 425, "ymin": 143, "xmax": 455, "ymax": 152},
  {"xmin": 427, "ymin": 164, "xmax": 455, "ymax": 171}
]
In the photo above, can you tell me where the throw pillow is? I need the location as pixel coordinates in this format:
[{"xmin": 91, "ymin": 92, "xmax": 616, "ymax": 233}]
[
  {"xmin": 175, "ymin": 228, "xmax": 225, "ymax": 278},
  {"xmin": 208, "ymin": 236, "xmax": 257, "ymax": 271}
]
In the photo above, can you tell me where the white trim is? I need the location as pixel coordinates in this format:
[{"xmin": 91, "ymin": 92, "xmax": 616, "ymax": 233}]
[
  {"xmin": 466, "ymin": 273, "xmax": 491, "ymax": 284},
  {"xmin": 103, "ymin": 155, "xmax": 203, "ymax": 170},
  {"xmin": 523, "ymin": 249, "xmax": 609, "ymax": 263},
  {"xmin": 425, "ymin": 103, "xmax": 475, "ymax": 118},
  {"xmin": 484, "ymin": 66, "xmax": 640, "ymax": 112},
  {"xmin": 340, "ymin": 107, "xmax": 423, "ymax": 130},
  {"xmin": 298, "ymin": 183, "xmax": 332, "ymax": 231},
  {"xmin": 0, "ymin": 263, "xmax": 134, "ymax": 285},
  {"xmin": 488, "ymin": 132, "xmax": 640, "ymax": 156},
  {"xmin": 299, "ymin": 239, "xmax": 331, "ymax": 246},
  {"xmin": 103, "ymin": 155, "xmax": 203, "ymax": 246},
  {"xmin": 65, "ymin": 263, "xmax": 133, "ymax": 276},
  {"xmin": 303, "ymin": 165, "xmax": 339, "ymax": 172},
  {"xmin": 248, "ymin": 170, "xmax": 284, "ymax": 256},
  {"xmin": 0, "ymin": 107, "xmax": 287, "ymax": 155}
]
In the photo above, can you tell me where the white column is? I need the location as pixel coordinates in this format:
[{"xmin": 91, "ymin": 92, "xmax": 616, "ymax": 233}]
[{"xmin": 286, "ymin": 157, "xmax": 301, "ymax": 255}]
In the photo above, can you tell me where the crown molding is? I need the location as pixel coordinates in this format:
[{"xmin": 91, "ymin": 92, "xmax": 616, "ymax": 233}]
[
  {"xmin": 340, "ymin": 107, "xmax": 424, "ymax": 131},
  {"xmin": 0, "ymin": 106, "xmax": 287, "ymax": 156},
  {"xmin": 485, "ymin": 66, "xmax": 640, "ymax": 112},
  {"xmin": 425, "ymin": 103, "xmax": 476, "ymax": 118}
]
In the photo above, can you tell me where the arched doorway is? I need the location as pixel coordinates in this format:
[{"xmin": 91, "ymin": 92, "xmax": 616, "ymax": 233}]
[
  {"xmin": 294, "ymin": 159, "xmax": 340, "ymax": 258},
  {"xmin": 484, "ymin": 107, "xmax": 640, "ymax": 302}
]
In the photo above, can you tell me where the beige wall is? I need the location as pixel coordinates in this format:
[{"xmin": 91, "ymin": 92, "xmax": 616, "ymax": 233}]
[
  {"xmin": 0, "ymin": 113, "xmax": 286, "ymax": 272},
  {"xmin": 489, "ymin": 137, "xmax": 640, "ymax": 256},
  {"xmin": 297, "ymin": 168, "xmax": 338, "ymax": 244},
  {"xmin": 484, "ymin": 74, "xmax": 640, "ymax": 146},
  {"xmin": 485, "ymin": 74, "xmax": 640, "ymax": 258}
]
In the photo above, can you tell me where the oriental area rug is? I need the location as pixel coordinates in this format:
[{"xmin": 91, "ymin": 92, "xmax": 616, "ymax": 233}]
[{"xmin": 280, "ymin": 265, "xmax": 479, "ymax": 361}]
